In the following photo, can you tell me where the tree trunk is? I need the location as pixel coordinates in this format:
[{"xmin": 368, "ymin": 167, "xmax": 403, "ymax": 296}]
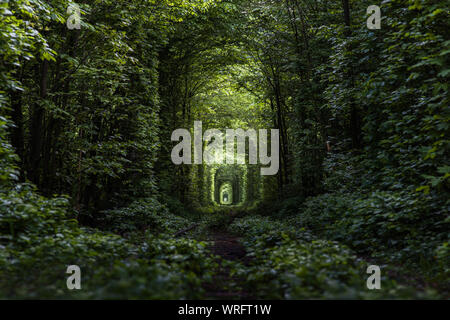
[
  {"xmin": 342, "ymin": 0, "xmax": 362, "ymax": 149},
  {"xmin": 29, "ymin": 59, "xmax": 49, "ymax": 185},
  {"xmin": 10, "ymin": 89, "xmax": 24, "ymax": 180}
]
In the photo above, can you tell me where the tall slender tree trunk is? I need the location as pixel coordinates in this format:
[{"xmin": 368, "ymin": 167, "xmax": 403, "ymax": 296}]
[
  {"xmin": 29, "ymin": 59, "xmax": 49, "ymax": 185},
  {"xmin": 10, "ymin": 88, "xmax": 24, "ymax": 181},
  {"xmin": 342, "ymin": 0, "xmax": 362, "ymax": 149}
]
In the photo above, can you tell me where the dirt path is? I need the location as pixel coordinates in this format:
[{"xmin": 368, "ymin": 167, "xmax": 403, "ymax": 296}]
[
  {"xmin": 203, "ymin": 230, "xmax": 253, "ymax": 299},
  {"xmin": 209, "ymin": 231, "xmax": 247, "ymax": 261}
]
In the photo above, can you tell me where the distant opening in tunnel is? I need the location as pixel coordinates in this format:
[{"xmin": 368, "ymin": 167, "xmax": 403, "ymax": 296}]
[
  {"xmin": 213, "ymin": 166, "xmax": 243, "ymax": 206},
  {"xmin": 219, "ymin": 182, "xmax": 232, "ymax": 205}
]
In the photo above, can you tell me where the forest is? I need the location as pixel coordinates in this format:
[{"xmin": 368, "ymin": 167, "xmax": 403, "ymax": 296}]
[{"xmin": 0, "ymin": 0, "xmax": 448, "ymax": 299}]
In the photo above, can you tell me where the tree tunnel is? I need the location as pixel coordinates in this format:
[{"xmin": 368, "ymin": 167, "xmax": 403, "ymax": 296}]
[
  {"xmin": 189, "ymin": 159, "xmax": 264, "ymax": 208},
  {"xmin": 213, "ymin": 166, "xmax": 242, "ymax": 205},
  {"xmin": 219, "ymin": 182, "xmax": 232, "ymax": 205}
]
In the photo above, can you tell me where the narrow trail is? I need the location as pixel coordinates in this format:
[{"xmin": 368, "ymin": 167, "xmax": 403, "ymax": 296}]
[
  {"xmin": 201, "ymin": 212, "xmax": 254, "ymax": 299},
  {"xmin": 210, "ymin": 231, "xmax": 247, "ymax": 261},
  {"xmin": 204, "ymin": 231, "xmax": 252, "ymax": 299}
]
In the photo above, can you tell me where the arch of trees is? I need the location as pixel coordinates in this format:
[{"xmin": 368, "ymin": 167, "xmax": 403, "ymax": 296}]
[{"xmin": 213, "ymin": 166, "xmax": 242, "ymax": 206}]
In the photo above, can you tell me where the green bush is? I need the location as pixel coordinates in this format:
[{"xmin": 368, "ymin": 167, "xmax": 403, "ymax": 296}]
[
  {"xmin": 296, "ymin": 191, "xmax": 449, "ymax": 282},
  {"xmin": 0, "ymin": 186, "xmax": 216, "ymax": 299},
  {"xmin": 98, "ymin": 198, "xmax": 189, "ymax": 235},
  {"xmin": 229, "ymin": 215, "xmax": 435, "ymax": 299}
]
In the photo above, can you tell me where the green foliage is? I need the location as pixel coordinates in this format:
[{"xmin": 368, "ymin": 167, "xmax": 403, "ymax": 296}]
[
  {"xmin": 324, "ymin": 0, "xmax": 450, "ymax": 193},
  {"xmin": 0, "ymin": 116, "xmax": 18, "ymax": 188},
  {"xmin": 297, "ymin": 191, "xmax": 449, "ymax": 284},
  {"xmin": 0, "ymin": 0, "xmax": 219, "ymax": 216},
  {"xmin": 0, "ymin": 187, "xmax": 215, "ymax": 299},
  {"xmin": 98, "ymin": 198, "xmax": 188, "ymax": 235},
  {"xmin": 257, "ymin": 196, "xmax": 305, "ymax": 218},
  {"xmin": 229, "ymin": 215, "xmax": 437, "ymax": 299},
  {"xmin": 202, "ymin": 210, "xmax": 236, "ymax": 231}
]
